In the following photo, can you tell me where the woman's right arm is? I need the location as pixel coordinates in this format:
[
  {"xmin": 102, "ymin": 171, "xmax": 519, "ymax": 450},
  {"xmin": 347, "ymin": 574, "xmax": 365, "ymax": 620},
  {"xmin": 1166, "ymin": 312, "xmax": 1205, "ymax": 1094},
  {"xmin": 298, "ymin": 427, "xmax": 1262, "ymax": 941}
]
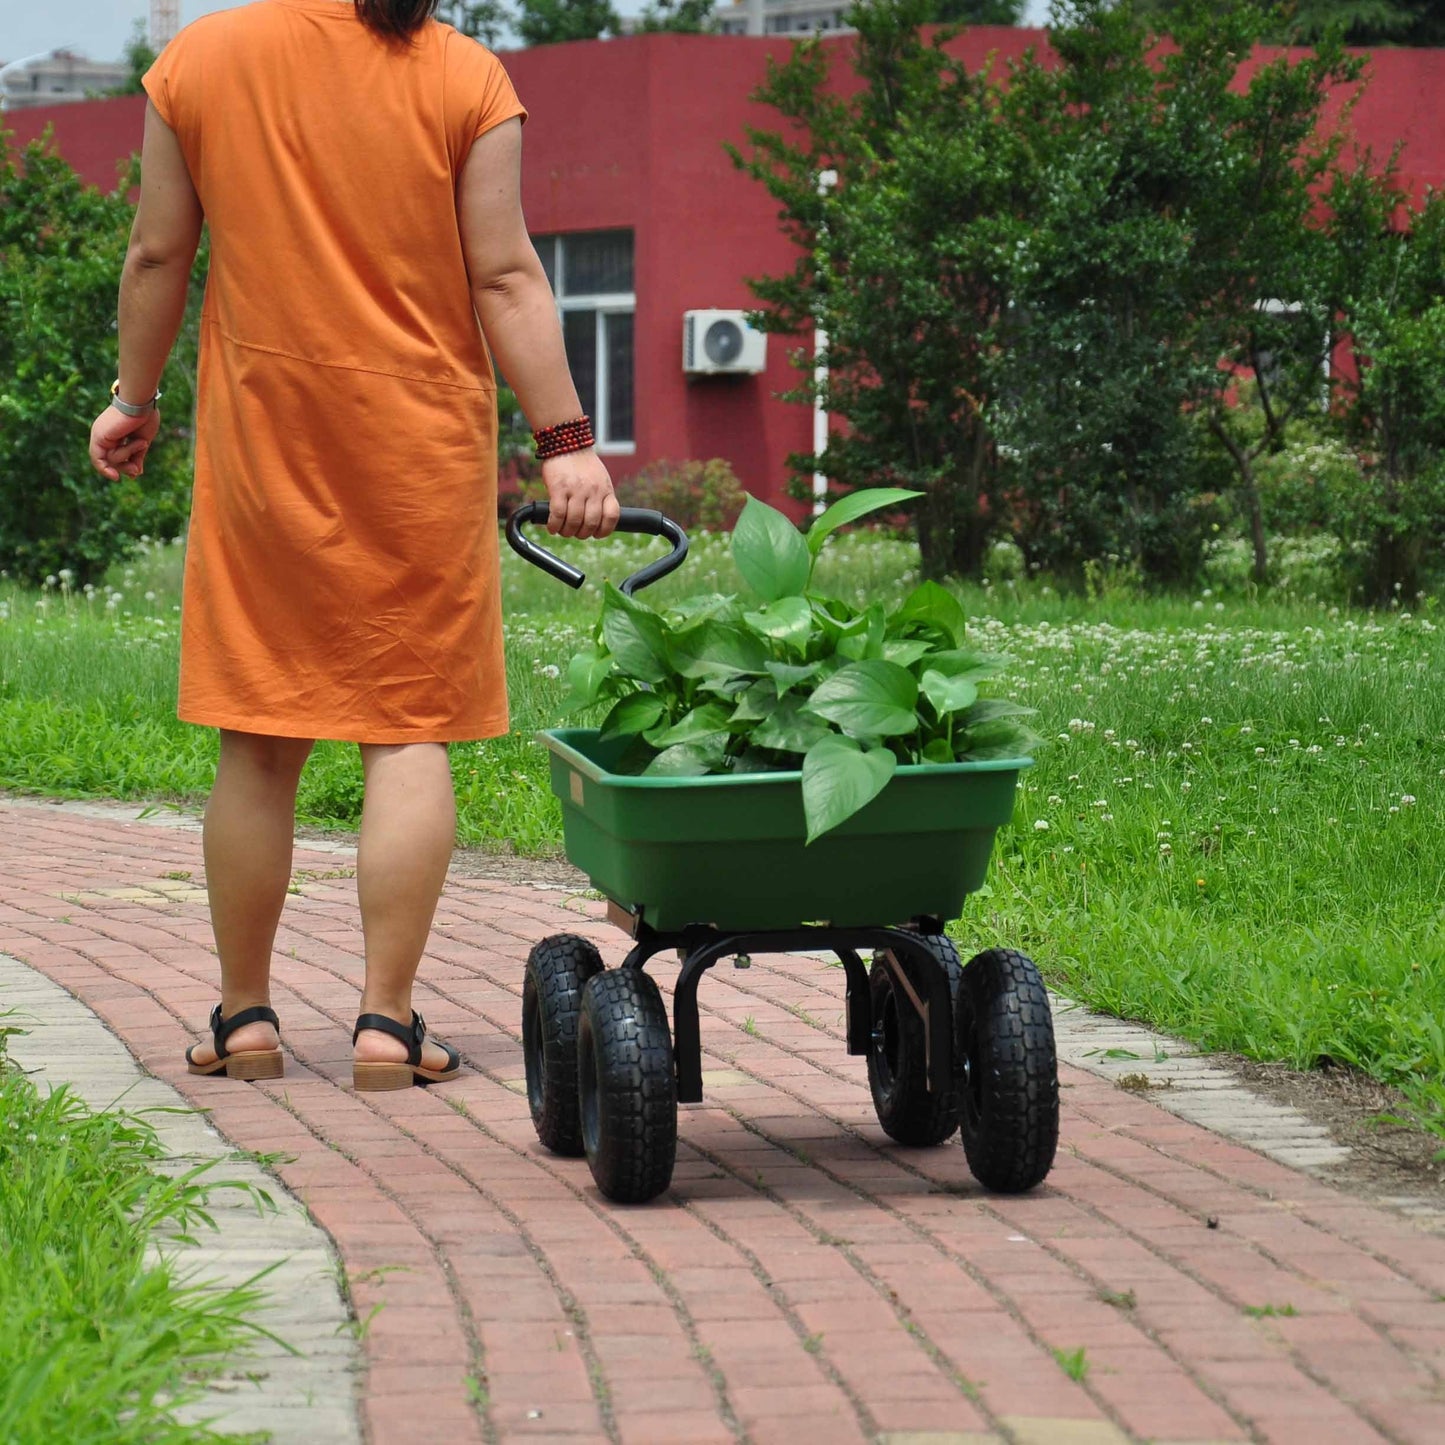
[{"xmin": 459, "ymin": 117, "xmax": 618, "ymax": 540}]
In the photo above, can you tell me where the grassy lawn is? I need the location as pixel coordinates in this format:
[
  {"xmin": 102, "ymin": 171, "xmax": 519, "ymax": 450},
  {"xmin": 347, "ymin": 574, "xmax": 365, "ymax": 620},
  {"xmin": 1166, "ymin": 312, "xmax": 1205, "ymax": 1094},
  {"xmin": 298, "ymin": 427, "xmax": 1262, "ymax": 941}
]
[
  {"xmin": 3, "ymin": 533, "xmax": 1443, "ymax": 1136},
  {"xmin": 0, "ymin": 1023, "xmax": 271, "ymax": 1442}
]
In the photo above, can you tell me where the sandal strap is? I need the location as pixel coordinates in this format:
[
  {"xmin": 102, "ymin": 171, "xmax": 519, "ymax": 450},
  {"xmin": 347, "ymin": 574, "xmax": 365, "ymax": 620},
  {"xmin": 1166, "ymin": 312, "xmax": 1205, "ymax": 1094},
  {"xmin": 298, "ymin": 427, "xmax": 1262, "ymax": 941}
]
[
  {"xmin": 210, "ymin": 1003, "xmax": 281, "ymax": 1061},
  {"xmin": 353, "ymin": 1010, "xmax": 424, "ymax": 1066}
]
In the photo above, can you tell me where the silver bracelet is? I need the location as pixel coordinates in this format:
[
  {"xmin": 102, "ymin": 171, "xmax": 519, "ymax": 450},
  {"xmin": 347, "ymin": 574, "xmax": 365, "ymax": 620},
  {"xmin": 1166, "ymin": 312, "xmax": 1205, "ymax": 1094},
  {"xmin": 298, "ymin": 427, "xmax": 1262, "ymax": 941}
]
[{"xmin": 110, "ymin": 379, "xmax": 162, "ymax": 417}]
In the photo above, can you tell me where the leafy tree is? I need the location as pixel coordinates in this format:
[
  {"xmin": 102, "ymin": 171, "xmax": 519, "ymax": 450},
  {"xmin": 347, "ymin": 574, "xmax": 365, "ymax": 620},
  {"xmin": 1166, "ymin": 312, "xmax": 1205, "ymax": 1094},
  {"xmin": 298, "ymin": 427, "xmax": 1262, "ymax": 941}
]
[
  {"xmin": 729, "ymin": 0, "xmax": 1031, "ymax": 579},
  {"xmin": 1133, "ymin": 0, "xmax": 1444, "ymax": 44},
  {"xmin": 436, "ymin": 0, "xmax": 511, "ymax": 45},
  {"xmin": 633, "ymin": 0, "xmax": 719, "ymax": 32},
  {"xmin": 932, "ymin": 0, "xmax": 1025, "ymax": 22},
  {"xmin": 514, "ymin": 0, "xmax": 620, "ymax": 45},
  {"xmin": 0, "ymin": 135, "xmax": 199, "ymax": 585},
  {"xmin": 1322, "ymin": 163, "xmax": 1445, "ymax": 601},
  {"xmin": 108, "ymin": 18, "xmax": 157, "ymax": 96}
]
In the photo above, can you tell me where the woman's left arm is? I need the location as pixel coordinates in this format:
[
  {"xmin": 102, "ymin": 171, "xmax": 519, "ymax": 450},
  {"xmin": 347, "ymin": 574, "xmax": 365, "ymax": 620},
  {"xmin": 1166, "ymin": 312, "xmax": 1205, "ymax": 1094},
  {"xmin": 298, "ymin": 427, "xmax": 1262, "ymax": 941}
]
[{"xmin": 89, "ymin": 100, "xmax": 203, "ymax": 480}]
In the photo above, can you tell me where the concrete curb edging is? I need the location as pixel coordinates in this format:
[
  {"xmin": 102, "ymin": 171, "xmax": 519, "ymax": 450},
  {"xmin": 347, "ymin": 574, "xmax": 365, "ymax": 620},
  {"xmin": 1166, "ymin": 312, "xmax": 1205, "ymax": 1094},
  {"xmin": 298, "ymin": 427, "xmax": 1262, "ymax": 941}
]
[{"xmin": 0, "ymin": 951, "xmax": 363, "ymax": 1444}]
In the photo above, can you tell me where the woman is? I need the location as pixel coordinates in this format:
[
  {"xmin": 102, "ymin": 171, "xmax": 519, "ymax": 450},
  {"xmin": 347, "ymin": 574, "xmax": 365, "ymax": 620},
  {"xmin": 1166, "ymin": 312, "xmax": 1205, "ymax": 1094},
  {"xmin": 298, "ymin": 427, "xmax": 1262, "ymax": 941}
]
[{"xmin": 87, "ymin": 0, "xmax": 617, "ymax": 1090}]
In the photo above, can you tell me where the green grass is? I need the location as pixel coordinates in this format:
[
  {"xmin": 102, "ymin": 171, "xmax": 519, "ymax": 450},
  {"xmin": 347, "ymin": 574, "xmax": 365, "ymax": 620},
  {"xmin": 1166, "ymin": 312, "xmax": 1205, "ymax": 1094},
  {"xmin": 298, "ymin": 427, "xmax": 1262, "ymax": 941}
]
[
  {"xmin": 0, "ymin": 1022, "xmax": 274, "ymax": 1443},
  {"xmin": 4, "ymin": 533, "xmax": 1445, "ymax": 1137}
]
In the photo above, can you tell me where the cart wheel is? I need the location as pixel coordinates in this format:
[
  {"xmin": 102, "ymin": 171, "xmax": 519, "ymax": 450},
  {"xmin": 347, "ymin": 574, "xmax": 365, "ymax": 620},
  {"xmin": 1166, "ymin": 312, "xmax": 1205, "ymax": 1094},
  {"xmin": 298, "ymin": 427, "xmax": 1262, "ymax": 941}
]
[
  {"xmin": 955, "ymin": 948, "xmax": 1058, "ymax": 1193},
  {"xmin": 578, "ymin": 968, "xmax": 677, "ymax": 1204},
  {"xmin": 867, "ymin": 934, "xmax": 963, "ymax": 1146},
  {"xmin": 523, "ymin": 933, "xmax": 604, "ymax": 1156}
]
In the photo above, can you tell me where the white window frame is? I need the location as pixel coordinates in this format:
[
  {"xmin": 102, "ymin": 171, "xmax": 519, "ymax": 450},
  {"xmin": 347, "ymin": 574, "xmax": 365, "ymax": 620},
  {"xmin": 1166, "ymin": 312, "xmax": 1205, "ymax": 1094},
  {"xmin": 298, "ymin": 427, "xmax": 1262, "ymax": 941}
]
[{"xmin": 541, "ymin": 235, "xmax": 637, "ymax": 457}]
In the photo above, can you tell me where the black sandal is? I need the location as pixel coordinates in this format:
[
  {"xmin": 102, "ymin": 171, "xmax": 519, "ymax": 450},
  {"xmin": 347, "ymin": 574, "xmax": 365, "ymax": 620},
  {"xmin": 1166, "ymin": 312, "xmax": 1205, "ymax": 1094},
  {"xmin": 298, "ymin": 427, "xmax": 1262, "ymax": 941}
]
[
  {"xmin": 352, "ymin": 1010, "xmax": 461, "ymax": 1091},
  {"xmin": 185, "ymin": 1004, "xmax": 284, "ymax": 1080}
]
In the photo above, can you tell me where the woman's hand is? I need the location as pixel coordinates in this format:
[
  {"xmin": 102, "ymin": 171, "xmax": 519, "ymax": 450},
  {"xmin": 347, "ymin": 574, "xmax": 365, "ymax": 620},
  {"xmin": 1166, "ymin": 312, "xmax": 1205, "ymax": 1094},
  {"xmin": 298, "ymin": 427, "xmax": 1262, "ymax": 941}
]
[
  {"xmin": 89, "ymin": 404, "xmax": 162, "ymax": 481},
  {"xmin": 541, "ymin": 449, "xmax": 620, "ymax": 539}
]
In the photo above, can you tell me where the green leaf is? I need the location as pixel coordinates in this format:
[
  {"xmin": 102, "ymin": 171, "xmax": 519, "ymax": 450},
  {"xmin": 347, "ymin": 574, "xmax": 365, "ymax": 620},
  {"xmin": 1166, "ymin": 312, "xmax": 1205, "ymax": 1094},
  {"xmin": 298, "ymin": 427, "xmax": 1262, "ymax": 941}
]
[
  {"xmin": 643, "ymin": 740, "xmax": 727, "ymax": 776},
  {"xmin": 732, "ymin": 494, "xmax": 812, "ymax": 600},
  {"xmin": 668, "ymin": 620, "xmax": 770, "ymax": 679},
  {"xmin": 883, "ymin": 638, "xmax": 936, "ymax": 667},
  {"xmin": 836, "ymin": 602, "xmax": 886, "ymax": 661},
  {"xmin": 920, "ymin": 669, "xmax": 979, "ymax": 718},
  {"xmin": 600, "ymin": 585, "xmax": 670, "ymax": 684},
  {"xmin": 921, "ymin": 737, "xmax": 955, "ymax": 764},
  {"xmin": 926, "ymin": 647, "xmax": 1009, "ymax": 681},
  {"xmin": 957, "ymin": 718, "xmax": 1043, "ymax": 760},
  {"xmin": 565, "ymin": 649, "xmax": 613, "ymax": 709},
  {"xmin": 801, "ymin": 735, "xmax": 898, "ymax": 844},
  {"xmin": 648, "ymin": 702, "xmax": 735, "ymax": 748},
  {"xmin": 598, "ymin": 692, "xmax": 665, "ymax": 740},
  {"xmin": 731, "ymin": 677, "xmax": 779, "ymax": 722},
  {"xmin": 764, "ymin": 659, "xmax": 822, "ymax": 696},
  {"xmin": 667, "ymin": 593, "xmax": 742, "ymax": 626},
  {"xmin": 743, "ymin": 596, "xmax": 815, "ymax": 653},
  {"xmin": 750, "ymin": 695, "xmax": 831, "ymax": 755},
  {"xmin": 892, "ymin": 580, "xmax": 967, "ymax": 649},
  {"xmin": 806, "ymin": 487, "xmax": 921, "ymax": 557},
  {"xmin": 961, "ymin": 698, "xmax": 1036, "ymax": 724},
  {"xmin": 807, "ymin": 659, "xmax": 919, "ymax": 738}
]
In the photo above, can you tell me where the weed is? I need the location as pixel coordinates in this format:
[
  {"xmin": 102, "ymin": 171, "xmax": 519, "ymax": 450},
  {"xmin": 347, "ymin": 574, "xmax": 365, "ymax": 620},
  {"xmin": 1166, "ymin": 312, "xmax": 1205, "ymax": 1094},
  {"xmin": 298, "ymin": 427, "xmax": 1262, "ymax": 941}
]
[
  {"xmin": 802, "ymin": 1332, "xmax": 824, "ymax": 1354},
  {"xmin": 1053, "ymin": 1346, "xmax": 1090, "ymax": 1382},
  {"xmin": 1243, "ymin": 1303, "xmax": 1298, "ymax": 1318},
  {"xmin": 1099, "ymin": 1287, "xmax": 1137, "ymax": 1310}
]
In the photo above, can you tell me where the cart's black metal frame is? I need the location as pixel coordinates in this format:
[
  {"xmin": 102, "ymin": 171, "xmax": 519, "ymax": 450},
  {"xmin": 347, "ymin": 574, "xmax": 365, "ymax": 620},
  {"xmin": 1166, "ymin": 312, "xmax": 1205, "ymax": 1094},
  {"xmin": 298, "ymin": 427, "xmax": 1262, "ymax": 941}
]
[{"xmin": 606, "ymin": 903, "xmax": 958, "ymax": 1104}]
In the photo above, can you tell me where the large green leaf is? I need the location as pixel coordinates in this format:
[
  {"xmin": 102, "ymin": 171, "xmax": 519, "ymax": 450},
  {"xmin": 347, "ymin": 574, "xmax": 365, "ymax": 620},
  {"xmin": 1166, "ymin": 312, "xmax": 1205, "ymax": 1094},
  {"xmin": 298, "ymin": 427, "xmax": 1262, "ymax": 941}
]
[
  {"xmin": 806, "ymin": 487, "xmax": 921, "ymax": 557},
  {"xmin": 668, "ymin": 620, "xmax": 769, "ymax": 679},
  {"xmin": 644, "ymin": 739, "xmax": 727, "ymax": 776},
  {"xmin": 751, "ymin": 695, "xmax": 831, "ymax": 755},
  {"xmin": 836, "ymin": 602, "xmax": 886, "ymax": 661},
  {"xmin": 920, "ymin": 669, "xmax": 979, "ymax": 718},
  {"xmin": 600, "ymin": 585, "xmax": 670, "ymax": 684},
  {"xmin": 807, "ymin": 659, "xmax": 919, "ymax": 738},
  {"xmin": 883, "ymin": 638, "xmax": 936, "ymax": 668},
  {"xmin": 743, "ymin": 596, "xmax": 815, "ymax": 653},
  {"xmin": 891, "ymin": 580, "xmax": 968, "ymax": 649},
  {"xmin": 731, "ymin": 677, "xmax": 779, "ymax": 722},
  {"xmin": 732, "ymin": 495, "xmax": 812, "ymax": 601},
  {"xmin": 925, "ymin": 647, "xmax": 1009, "ymax": 681},
  {"xmin": 961, "ymin": 698, "xmax": 1036, "ymax": 724},
  {"xmin": 764, "ymin": 659, "xmax": 822, "ymax": 696},
  {"xmin": 649, "ymin": 702, "xmax": 735, "ymax": 749},
  {"xmin": 957, "ymin": 717, "xmax": 1042, "ymax": 760},
  {"xmin": 565, "ymin": 649, "xmax": 613, "ymax": 709},
  {"xmin": 666, "ymin": 593, "xmax": 742, "ymax": 626},
  {"xmin": 801, "ymin": 735, "xmax": 898, "ymax": 844},
  {"xmin": 598, "ymin": 692, "xmax": 665, "ymax": 740}
]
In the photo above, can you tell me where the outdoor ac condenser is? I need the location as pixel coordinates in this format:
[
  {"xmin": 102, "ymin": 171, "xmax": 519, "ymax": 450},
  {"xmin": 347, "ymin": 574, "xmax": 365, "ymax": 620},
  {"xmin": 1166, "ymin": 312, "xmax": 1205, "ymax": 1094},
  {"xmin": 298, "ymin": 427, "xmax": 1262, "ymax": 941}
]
[{"xmin": 682, "ymin": 310, "xmax": 768, "ymax": 376}]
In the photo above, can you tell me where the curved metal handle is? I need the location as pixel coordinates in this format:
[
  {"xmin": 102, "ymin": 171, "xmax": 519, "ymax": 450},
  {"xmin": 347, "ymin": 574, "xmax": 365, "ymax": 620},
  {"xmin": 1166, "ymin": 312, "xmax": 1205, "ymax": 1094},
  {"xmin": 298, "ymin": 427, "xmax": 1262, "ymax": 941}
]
[{"xmin": 504, "ymin": 502, "xmax": 690, "ymax": 597}]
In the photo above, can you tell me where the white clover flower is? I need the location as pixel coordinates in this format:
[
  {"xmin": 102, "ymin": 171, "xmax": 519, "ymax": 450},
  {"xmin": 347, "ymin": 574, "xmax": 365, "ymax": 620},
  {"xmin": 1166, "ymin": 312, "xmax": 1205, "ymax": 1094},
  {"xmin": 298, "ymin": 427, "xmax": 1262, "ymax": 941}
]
[
  {"xmin": 1103, "ymin": 728, "xmax": 1117, "ymax": 740},
  {"xmin": 1401, "ymin": 795, "xmax": 1417, "ymax": 806},
  {"xmin": 1180, "ymin": 782, "xmax": 1192, "ymax": 792},
  {"xmin": 1389, "ymin": 806, "xmax": 1400, "ymax": 814},
  {"xmin": 1101, "ymin": 812, "xmax": 1115, "ymax": 822},
  {"xmin": 1200, "ymin": 717, "xmax": 1212, "ymax": 726},
  {"xmin": 1034, "ymin": 819, "xmax": 1050, "ymax": 831},
  {"xmin": 1047, "ymin": 795, "xmax": 1063, "ymax": 806},
  {"xmin": 1158, "ymin": 842, "xmax": 1172, "ymax": 855}
]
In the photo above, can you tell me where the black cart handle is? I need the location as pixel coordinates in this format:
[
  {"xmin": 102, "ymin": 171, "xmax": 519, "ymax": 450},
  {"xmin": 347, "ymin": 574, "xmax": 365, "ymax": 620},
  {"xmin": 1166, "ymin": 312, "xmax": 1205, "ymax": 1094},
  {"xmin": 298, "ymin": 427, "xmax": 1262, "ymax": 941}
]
[{"xmin": 505, "ymin": 501, "xmax": 689, "ymax": 597}]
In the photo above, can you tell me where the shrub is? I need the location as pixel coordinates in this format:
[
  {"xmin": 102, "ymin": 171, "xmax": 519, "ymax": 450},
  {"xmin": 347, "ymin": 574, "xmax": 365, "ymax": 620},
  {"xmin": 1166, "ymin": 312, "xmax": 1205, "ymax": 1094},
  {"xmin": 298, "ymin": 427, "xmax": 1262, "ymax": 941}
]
[
  {"xmin": 613, "ymin": 458, "xmax": 746, "ymax": 531},
  {"xmin": 0, "ymin": 132, "xmax": 199, "ymax": 586}
]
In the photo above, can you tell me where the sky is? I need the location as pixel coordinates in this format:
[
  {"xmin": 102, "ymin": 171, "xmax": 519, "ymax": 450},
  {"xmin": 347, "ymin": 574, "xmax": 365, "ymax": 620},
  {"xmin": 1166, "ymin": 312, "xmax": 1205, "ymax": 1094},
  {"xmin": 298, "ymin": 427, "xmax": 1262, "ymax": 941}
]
[{"xmin": 3, "ymin": 0, "xmax": 1053, "ymax": 65}]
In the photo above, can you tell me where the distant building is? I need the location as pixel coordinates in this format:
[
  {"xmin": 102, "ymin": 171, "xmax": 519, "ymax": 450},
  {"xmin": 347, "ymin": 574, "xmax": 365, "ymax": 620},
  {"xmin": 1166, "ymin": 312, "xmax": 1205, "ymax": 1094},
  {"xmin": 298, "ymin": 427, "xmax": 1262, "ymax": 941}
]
[
  {"xmin": 0, "ymin": 51, "xmax": 127, "ymax": 111},
  {"xmin": 716, "ymin": 0, "xmax": 851, "ymax": 35}
]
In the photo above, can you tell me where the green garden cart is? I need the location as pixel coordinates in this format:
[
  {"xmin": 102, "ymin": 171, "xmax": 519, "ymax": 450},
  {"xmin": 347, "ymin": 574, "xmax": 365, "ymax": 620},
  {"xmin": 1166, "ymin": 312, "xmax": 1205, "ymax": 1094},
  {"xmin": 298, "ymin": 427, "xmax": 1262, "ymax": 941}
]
[{"xmin": 506, "ymin": 502, "xmax": 1059, "ymax": 1204}]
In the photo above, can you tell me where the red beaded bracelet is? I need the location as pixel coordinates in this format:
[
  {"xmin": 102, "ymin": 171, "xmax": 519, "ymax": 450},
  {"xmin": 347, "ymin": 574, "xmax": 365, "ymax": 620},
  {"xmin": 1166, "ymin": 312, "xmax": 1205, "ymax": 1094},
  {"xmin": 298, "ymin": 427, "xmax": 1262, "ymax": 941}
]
[{"xmin": 533, "ymin": 415, "xmax": 595, "ymax": 460}]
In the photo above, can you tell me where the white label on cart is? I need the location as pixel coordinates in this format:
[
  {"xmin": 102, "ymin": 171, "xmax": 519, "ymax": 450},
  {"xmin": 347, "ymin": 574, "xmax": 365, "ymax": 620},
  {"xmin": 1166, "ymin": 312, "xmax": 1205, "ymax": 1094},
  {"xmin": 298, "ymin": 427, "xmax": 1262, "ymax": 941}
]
[{"xmin": 569, "ymin": 770, "xmax": 584, "ymax": 806}]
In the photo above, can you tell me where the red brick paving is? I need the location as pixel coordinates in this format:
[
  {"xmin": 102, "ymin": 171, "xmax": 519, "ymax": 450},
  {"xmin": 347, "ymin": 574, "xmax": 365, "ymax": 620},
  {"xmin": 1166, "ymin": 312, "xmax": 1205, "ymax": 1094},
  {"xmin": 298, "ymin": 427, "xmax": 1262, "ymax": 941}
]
[{"xmin": 4, "ymin": 799, "xmax": 1445, "ymax": 1445}]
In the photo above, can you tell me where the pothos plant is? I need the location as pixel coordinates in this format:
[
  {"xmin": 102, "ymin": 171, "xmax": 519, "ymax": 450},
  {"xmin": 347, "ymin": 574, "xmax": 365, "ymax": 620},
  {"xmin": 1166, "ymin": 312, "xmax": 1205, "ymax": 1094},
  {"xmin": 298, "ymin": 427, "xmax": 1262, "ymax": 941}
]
[{"xmin": 566, "ymin": 489, "xmax": 1041, "ymax": 842}]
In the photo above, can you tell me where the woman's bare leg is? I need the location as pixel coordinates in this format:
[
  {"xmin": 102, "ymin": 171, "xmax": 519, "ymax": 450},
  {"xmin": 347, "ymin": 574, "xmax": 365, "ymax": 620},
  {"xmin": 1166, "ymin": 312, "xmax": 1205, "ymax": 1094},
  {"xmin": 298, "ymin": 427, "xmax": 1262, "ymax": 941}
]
[
  {"xmin": 188, "ymin": 729, "xmax": 314, "ymax": 1064},
  {"xmin": 353, "ymin": 741, "xmax": 456, "ymax": 1071}
]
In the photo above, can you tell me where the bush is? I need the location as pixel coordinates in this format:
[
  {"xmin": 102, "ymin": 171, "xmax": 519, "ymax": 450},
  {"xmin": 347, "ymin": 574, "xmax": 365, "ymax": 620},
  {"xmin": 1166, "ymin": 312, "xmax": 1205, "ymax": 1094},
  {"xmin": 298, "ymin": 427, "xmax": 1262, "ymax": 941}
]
[
  {"xmin": 0, "ymin": 132, "xmax": 199, "ymax": 586},
  {"xmin": 613, "ymin": 457, "xmax": 746, "ymax": 531}
]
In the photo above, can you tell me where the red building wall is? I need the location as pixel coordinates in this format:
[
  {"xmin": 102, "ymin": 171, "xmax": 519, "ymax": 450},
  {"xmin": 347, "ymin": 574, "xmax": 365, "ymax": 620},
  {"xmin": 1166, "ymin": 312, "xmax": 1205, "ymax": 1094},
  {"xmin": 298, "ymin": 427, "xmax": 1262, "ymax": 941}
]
[{"xmin": 9, "ymin": 30, "xmax": 1445, "ymax": 510}]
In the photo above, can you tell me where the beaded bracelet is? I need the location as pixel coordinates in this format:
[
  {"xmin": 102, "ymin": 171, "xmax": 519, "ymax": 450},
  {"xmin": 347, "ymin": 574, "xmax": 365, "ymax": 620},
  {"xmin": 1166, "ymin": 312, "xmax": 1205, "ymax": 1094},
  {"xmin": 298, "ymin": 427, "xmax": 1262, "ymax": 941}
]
[{"xmin": 533, "ymin": 415, "xmax": 595, "ymax": 461}]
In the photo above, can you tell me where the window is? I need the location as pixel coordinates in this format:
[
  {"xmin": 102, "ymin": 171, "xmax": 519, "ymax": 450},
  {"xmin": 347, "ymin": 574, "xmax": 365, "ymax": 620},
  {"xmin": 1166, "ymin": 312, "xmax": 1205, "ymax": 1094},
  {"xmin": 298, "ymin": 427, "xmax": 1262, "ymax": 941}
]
[{"xmin": 532, "ymin": 230, "xmax": 636, "ymax": 453}]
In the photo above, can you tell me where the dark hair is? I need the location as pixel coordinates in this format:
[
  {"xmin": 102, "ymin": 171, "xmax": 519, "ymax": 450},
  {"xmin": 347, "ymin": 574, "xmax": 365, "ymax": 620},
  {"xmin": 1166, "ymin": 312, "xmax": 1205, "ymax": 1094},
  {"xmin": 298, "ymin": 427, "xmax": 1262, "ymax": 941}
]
[{"xmin": 353, "ymin": 0, "xmax": 439, "ymax": 40}]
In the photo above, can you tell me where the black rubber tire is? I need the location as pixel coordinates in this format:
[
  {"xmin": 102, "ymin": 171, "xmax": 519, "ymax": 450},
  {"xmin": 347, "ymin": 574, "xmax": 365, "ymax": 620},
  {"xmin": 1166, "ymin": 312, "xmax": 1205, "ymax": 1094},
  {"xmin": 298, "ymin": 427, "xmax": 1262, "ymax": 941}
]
[
  {"xmin": 522, "ymin": 933, "xmax": 604, "ymax": 1156},
  {"xmin": 867, "ymin": 934, "xmax": 964, "ymax": 1146},
  {"xmin": 955, "ymin": 948, "xmax": 1059, "ymax": 1193},
  {"xmin": 577, "ymin": 968, "xmax": 677, "ymax": 1204}
]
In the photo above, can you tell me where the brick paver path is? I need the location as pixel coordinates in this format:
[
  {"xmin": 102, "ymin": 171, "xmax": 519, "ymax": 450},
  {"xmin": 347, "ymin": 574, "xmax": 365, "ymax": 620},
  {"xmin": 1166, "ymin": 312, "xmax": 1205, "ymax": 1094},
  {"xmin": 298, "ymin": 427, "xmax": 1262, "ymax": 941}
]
[{"xmin": 3, "ymin": 800, "xmax": 1445, "ymax": 1445}]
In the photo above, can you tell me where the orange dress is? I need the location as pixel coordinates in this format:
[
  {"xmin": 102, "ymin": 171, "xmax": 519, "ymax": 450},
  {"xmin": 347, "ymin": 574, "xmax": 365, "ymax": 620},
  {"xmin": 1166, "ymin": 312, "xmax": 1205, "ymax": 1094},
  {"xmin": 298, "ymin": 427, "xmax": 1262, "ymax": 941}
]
[{"xmin": 144, "ymin": 1, "xmax": 526, "ymax": 742}]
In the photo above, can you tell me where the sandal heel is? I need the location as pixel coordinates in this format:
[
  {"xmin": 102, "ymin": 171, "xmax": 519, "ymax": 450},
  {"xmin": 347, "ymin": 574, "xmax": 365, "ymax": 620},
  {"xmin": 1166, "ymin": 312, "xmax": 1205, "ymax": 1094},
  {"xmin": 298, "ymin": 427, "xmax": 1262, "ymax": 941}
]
[
  {"xmin": 225, "ymin": 1050, "xmax": 285, "ymax": 1081},
  {"xmin": 353, "ymin": 1061, "xmax": 417, "ymax": 1092}
]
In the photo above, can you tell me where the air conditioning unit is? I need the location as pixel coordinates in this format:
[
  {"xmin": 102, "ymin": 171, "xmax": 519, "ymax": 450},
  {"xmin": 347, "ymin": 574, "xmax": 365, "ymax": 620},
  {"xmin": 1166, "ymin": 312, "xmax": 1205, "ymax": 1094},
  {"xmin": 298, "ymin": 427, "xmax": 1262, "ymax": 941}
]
[{"xmin": 683, "ymin": 310, "xmax": 767, "ymax": 376}]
